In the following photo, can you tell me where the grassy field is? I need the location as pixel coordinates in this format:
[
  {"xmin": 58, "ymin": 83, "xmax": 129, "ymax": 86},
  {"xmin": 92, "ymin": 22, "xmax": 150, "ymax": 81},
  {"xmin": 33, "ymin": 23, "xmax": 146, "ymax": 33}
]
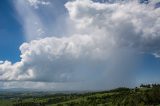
[
  {"xmin": 0, "ymin": 100, "xmax": 12, "ymax": 106},
  {"xmin": 0, "ymin": 84, "xmax": 160, "ymax": 106}
]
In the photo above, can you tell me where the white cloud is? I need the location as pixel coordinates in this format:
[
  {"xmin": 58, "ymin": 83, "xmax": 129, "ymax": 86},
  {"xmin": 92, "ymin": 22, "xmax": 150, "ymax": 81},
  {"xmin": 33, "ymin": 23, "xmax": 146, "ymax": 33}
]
[
  {"xmin": 65, "ymin": 0, "xmax": 160, "ymax": 56},
  {"xmin": 0, "ymin": 0, "xmax": 160, "ymax": 90},
  {"xmin": 0, "ymin": 35, "xmax": 111, "ymax": 82},
  {"xmin": 27, "ymin": 0, "xmax": 50, "ymax": 8}
]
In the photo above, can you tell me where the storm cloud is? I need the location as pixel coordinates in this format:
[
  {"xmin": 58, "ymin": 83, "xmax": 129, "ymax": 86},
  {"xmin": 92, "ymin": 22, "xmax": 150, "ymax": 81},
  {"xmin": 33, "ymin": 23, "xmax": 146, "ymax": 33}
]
[{"xmin": 0, "ymin": 0, "xmax": 160, "ymax": 90}]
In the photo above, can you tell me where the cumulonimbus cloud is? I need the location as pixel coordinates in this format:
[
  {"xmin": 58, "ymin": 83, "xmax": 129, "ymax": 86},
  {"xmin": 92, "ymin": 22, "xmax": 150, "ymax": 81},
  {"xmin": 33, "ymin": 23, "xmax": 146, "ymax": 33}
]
[{"xmin": 0, "ymin": 0, "xmax": 160, "ymax": 89}]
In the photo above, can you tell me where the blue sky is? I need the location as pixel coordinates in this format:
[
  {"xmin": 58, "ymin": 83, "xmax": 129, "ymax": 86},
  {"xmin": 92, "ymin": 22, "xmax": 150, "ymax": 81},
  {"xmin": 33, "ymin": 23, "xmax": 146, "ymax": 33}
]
[
  {"xmin": 0, "ymin": 0, "xmax": 24, "ymax": 62},
  {"xmin": 0, "ymin": 0, "xmax": 160, "ymax": 90}
]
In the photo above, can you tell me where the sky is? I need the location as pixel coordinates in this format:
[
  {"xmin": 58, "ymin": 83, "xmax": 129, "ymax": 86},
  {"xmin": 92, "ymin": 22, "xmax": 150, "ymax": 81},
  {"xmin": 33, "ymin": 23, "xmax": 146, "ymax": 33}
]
[{"xmin": 0, "ymin": 0, "xmax": 160, "ymax": 91}]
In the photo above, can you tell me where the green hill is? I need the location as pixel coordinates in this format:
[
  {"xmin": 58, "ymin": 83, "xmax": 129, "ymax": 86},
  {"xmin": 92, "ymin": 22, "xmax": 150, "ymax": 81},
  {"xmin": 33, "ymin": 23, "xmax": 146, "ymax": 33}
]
[{"xmin": 0, "ymin": 84, "xmax": 160, "ymax": 106}]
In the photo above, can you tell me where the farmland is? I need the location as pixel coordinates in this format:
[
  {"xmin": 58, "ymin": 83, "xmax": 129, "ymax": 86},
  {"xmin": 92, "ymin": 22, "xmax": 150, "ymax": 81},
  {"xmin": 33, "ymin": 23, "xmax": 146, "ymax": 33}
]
[{"xmin": 0, "ymin": 84, "xmax": 160, "ymax": 106}]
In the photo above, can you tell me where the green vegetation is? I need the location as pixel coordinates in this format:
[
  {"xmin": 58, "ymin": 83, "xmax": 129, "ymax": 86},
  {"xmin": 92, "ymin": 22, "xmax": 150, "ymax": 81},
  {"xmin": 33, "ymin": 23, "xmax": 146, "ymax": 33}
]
[
  {"xmin": 0, "ymin": 100, "xmax": 12, "ymax": 106},
  {"xmin": 0, "ymin": 84, "xmax": 160, "ymax": 106}
]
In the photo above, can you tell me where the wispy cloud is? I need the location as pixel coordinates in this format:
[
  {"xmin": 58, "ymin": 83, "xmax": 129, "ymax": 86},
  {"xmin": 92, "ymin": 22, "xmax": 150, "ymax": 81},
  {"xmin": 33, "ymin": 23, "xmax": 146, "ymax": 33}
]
[
  {"xmin": 14, "ymin": 0, "xmax": 46, "ymax": 41},
  {"xmin": 27, "ymin": 0, "xmax": 50, "ymax": 9}
]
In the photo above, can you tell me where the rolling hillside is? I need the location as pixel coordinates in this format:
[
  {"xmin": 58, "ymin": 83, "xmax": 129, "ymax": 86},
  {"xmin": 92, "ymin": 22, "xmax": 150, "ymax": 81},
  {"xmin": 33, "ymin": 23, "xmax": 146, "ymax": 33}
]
[{"xmin": 0, "ymin": 84, "xmax": 160, "ymax": 106}]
